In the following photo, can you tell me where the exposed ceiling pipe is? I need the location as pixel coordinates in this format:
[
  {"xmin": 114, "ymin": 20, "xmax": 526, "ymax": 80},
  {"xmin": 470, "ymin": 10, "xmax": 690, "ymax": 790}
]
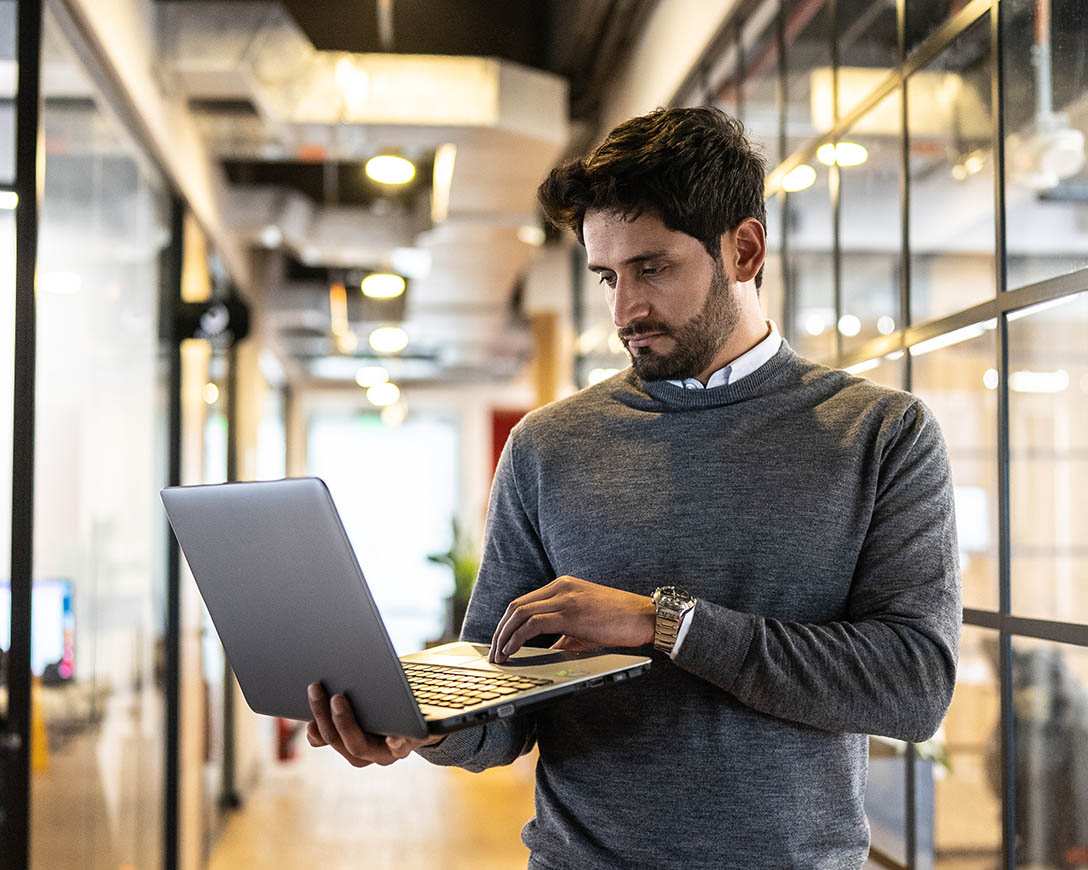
[
  {"xmin": 1009, "ymin": 0, "xmax": 1085, "ymax": 189},
  {"xmin": 377, "ymin": 0, "xmax": 395, "ymax": 53}
]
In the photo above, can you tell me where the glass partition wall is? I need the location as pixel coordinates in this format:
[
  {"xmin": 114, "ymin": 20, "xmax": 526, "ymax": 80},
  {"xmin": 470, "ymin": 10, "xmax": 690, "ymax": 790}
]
[
  {"xmin": 679, "ymin": 0, "xmax": 1088, "ymax": 868},
  {"xmin": 0, "ymin": 5, "xmax": 175, "ymax": 870}
]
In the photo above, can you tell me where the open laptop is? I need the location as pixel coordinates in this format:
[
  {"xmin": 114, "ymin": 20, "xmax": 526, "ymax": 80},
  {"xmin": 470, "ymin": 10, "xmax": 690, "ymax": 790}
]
[{"xmin": 161, "ymin": 477, "xmax": 651, "ymax": 739}]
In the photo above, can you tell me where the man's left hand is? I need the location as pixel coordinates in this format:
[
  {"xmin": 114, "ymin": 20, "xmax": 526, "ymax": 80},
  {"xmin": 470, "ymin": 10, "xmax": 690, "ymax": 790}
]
[{"xmin": 489, "ymin": 576, "xmax": 656, "ymax": 663}]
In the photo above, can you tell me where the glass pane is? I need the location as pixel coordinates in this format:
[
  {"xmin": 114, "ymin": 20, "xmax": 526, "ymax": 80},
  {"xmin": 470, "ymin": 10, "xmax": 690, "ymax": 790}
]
[
  {"xmin": 0, "ymin": 207, "xmax": 13, "ymax": 720},
  {"xmin": 785, "ymin": 0, "xmax": 832, "ymax": 155},
  {"xmin": 1010, "ymin": 637, "xmax": 1088, "ymax": 869},
  {"xmin": 708, "ymin": 26, "xmax": 740, "ymax": 118},
  {"xmin": 839, "ymin": 89, "xmax": 902, "ymax": 355},
  {"xmin": 932, "ymin": 625, "xmax": 1002, "ymax": 869},
  {"xmin": 0, "ymin": 0, "xmax": 15, "ymax": 184},
  {"xmin": 906, "ymin": 0, "xmax": 965, "ymax": 57},
  {"xmin": 761, "ymin": 192, "xmax": 786, "ymax": 330},
  {"xmin": 911, "ymin": 328, "xmax": 999, "ymax": 612},
  {"xmin": 1002, "ymin": 0, "xmax": 1088, "ymax": 290},
  {"xmin": 1008, "ymin": 291, "xmax": 1088, "ymax": 623},
  {"xmin": 740, "ymin": 0, "xmax": 781, "ymax": 168},
  {"xmin": 844, "ymin": 351, "xmax": 904, "ymax": 389},
  {"xmin": 908, "ymin": 14, "xmax": 996, "ymax": 325},
  {"xmin": 837, "ymin": 0, "xmax": 899, "ymax": 120},
  {"xmin": 30, "ymin": 10, "xmax": 169, "ymax": 869},
  {"xmin": 866, "ymin": 737, "xmax": 908, "ymax": 865},
  {"xmin": 786, "ymin": 161, "xmax": 835, "ymax": 360}
]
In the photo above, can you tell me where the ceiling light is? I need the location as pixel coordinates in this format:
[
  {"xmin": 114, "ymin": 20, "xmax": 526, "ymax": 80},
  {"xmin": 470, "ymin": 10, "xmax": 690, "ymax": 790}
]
[
  {"xmin": 803, "ymin": 312, "xmax": 827, "ymax": 336},
  {"xmin": 366, "ymin": 382, "xmax": 401, "ymax": 406},
  {"xmin": 817, "ymin": 142, "xmax": 868, "ymax": 167},
  {"xmin": 361, "ymin": 273, "xmax": 406, "ymax": 299},
  {"xmin": 355, "ymin": 365, "xmax": 389, "ymax": 388},
  {"xmin": 381, "ymin": 404, "xmax": 407, "ymax": 426},
  {"xmin": 259, "ymin": 225, "xmax": 282, "ymax": 248},
  {"xmin": 837, "ymin": 314, "xmax": 862, "ymax": 337},
  {"xmin": 817, "ymin": 144, "xmax": 838, "ymax": 166},
  {"xmin": 202, "ymin": 383, "xmax": 220, "ymax": 405},
  {"xmin": 783, "ymin": 164, "xmax": 816, "ymax": 192},
  {"xmin": 517, "ymin": 225, "xmax": 546, "ymax": 247},
  {"xmin": 844, "ymin": 359, "xmax": 880, "ymax": 374},
  {"xmin": 369, "ymin": 325, "xmax": 408, "ymax": 354},
  {"xmin": 0, "ymin": 191, "xmax": 17, "ymax": 209},
  {"xmin": 366, "ymin": 154, "xmax": 415, "ymax": 185},
  {"xmin": 877, "ymin": 315, "xmax": 896, "ymax": 335},
  {"xmin": 983, "ymin": 368, "xmax": 999, "ymax": 390}
]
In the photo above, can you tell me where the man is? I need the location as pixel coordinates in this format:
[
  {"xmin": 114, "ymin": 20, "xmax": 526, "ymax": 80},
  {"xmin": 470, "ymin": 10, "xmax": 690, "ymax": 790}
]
[{"xmin": 307, "ymin": 106, "xmax": 961, "ymax": 869}]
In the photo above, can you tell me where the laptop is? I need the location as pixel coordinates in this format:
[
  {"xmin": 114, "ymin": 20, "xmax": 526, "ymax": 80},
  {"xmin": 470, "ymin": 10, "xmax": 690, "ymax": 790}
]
[{"xmin": 160, "ymin": 477, "xmax": 651, "ymax": 739}]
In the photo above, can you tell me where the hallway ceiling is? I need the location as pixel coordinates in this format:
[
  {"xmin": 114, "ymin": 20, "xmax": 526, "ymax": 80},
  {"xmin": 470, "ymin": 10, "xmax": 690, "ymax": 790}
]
[{"xmin": 151, "ymin": 0, "xmax": 658, "ymax": 390}]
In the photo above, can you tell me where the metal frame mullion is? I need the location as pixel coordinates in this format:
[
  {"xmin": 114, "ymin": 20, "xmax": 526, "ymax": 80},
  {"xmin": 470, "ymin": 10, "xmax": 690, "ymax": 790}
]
[
  {"xmin": 2, "ymin": 4, "xmax": 43, "ymax": 870},
  {"xmin": 161, "ymin": 195, "xmax": 185, "ymax": 870},
  {"xmin": 830, "ymin": 0, "xmax": 842, "ymax": 362},
  {"xmin": 989, "ymin": 4, "xmax": 1015, "ymax": 865}
]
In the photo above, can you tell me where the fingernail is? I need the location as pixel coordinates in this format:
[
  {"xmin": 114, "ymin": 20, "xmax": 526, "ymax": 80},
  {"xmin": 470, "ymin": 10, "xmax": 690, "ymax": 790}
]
[
  {"xmin": 332, "ymin": 694, "xmax": 346, "ymax": 712},
  {"xmin": 308, "ymin": 683, "xmax": 320, "ymax": 701}
]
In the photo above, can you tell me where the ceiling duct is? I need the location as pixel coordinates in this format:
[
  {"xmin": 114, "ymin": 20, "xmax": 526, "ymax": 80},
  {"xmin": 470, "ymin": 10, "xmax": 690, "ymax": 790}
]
[{"xmin": 157, "ymin": 1, "xmax": 569, "ymax": 385}]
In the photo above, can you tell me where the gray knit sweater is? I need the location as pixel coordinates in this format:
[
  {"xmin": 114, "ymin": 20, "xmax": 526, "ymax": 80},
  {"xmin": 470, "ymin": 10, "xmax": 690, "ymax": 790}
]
[{"xmin": 419, "ymin": 341, "xmax": 961, "ymax": 869}]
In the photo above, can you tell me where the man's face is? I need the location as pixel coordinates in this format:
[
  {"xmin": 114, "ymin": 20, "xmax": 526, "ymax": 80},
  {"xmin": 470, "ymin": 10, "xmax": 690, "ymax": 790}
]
[{"xmin": 583, "ymin": 209, "xmax": 740, "ymax": 382}]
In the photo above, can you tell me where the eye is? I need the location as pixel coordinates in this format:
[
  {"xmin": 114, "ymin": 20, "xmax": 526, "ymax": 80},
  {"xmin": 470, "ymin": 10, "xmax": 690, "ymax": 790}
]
[
  {"xmin": 597, "ymin": 273, "xmax": 616, "ymax": 287},
  {"xmin": 641, "ymin": 265, "xmax": 663, "ymax": 277}
]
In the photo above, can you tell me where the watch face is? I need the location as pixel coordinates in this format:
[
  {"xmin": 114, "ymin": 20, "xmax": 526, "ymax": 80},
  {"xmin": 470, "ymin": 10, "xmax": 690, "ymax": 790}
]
[{"xmin": 658, "ymin": 587, "xmax": 693, "ymax": 609}]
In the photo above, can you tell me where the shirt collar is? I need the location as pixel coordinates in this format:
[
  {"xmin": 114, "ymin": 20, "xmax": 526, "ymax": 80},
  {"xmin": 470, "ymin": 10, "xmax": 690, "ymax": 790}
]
[{"xmin": 667, "ymin": 321, "xmax": 782, "ymax": 391}]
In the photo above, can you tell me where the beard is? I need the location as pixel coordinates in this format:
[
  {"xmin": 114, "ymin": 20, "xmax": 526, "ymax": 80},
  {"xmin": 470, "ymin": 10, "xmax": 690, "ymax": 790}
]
[{"xmin": 620, "ymin": 264, "xmax": 741, "ymax": 382}]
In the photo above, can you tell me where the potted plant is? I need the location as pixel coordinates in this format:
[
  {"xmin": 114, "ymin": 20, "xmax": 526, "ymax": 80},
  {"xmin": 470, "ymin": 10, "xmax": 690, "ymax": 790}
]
[{"xmin": 427, "ymin": 518, "xmax": 479, "ymax": 641}]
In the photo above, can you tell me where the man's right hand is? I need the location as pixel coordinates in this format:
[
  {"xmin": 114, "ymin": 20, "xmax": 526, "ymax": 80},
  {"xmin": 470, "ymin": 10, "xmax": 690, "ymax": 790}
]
[{"xmin": 306, "ymin": 682, "xmax": 444, "ymax": 766}]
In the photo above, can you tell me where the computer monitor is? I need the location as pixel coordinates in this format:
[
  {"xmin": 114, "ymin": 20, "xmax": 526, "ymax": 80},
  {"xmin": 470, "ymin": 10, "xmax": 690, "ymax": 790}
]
[{"xmin": 0, "ymin": 579, "xmax": 75, "ymax": 677}]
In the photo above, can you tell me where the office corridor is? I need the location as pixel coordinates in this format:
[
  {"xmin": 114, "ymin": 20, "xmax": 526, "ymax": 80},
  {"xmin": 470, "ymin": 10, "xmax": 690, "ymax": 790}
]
[{"xmin": 207, "ymin": 738, "xmax": 537, "ymax": 870}]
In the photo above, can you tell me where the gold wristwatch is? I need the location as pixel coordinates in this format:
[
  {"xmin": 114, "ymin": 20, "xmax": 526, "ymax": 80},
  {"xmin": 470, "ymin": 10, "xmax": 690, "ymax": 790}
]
[{"xmin": 652, "ymin": 586, "xmax": 697, "ymax": 654}]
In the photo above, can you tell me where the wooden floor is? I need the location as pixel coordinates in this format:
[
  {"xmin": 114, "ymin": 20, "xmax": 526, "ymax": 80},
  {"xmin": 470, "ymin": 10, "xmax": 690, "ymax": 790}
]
[
  {"xmin": 207, "ymin": 739, "xmax": 537, "ymax": 870},
  {"xmin": 206, "ymin": 736, "xmax": 892, "ymax": 870}
]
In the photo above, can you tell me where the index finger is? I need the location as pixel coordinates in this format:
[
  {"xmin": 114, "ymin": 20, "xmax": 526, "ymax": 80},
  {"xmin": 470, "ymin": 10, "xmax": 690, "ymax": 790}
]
[{"xmin": 490, "ymin": 579, "xmax": 565, "ymax": 656}]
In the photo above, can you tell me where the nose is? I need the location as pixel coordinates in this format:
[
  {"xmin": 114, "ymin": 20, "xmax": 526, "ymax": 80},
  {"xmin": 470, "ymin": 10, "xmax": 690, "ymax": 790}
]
[{"xmin": 609, "ymin": 277, "xmax": 651, "ymax": 329}]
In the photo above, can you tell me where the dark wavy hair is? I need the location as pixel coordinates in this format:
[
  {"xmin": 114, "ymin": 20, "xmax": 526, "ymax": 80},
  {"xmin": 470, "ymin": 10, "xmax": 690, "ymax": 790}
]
[{"xmin": 537, "ymin": 106, "xmax": 766, "ymax": 287}]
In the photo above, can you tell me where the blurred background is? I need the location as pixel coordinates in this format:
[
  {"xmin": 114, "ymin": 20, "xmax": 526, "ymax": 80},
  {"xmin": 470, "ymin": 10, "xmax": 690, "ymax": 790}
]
[{"xmin": 1, "ymin": 0, "xmax": 1087, "ymax": 868}]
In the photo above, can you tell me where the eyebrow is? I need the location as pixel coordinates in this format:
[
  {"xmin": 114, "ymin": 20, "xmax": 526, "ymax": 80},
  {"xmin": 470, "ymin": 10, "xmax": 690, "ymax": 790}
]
[{"xmin": 586, "ymin": 250, "xmax": 670, "ymax": 273}]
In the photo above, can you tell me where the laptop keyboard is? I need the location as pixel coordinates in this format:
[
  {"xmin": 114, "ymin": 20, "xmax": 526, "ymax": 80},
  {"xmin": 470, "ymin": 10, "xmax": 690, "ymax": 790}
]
[{"xmin": 403, "ymin": 662, "xmax": 554, "ymax": 710}]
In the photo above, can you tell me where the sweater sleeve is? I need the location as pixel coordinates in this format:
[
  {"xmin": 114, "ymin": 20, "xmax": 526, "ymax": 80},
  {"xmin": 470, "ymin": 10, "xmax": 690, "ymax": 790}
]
[
  {"xmin": 417, "ymin": 427, "xmax": 553, "ymax": 771},
  {"xmin": 672, "ymin": 399, "xmax": 962, "ymax": 742}
]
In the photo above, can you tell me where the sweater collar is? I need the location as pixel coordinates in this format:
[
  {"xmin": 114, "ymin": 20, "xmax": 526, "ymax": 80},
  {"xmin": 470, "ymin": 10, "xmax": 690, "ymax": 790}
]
[{"xmin": 612, "ymin": 340, "xmax": 803, "ymax": 411}]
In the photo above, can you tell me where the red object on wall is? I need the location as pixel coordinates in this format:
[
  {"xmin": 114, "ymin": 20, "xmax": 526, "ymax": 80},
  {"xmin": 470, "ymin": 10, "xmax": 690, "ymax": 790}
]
[{"xmin": 490, "ymin": 409, "xmax": 529, "ymax": 478}]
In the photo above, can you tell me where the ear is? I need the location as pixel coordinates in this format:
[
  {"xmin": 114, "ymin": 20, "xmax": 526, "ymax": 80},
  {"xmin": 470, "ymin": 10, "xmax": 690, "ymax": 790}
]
[{"xmin": 721, "ymin": 218, "xmax": 766, "ymax": 284}]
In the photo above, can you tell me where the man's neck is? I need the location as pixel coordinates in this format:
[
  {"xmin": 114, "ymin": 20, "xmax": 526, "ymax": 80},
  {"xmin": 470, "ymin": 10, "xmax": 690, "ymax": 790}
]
[{"xmin": 691, "ymin": 305, "xmax": 772, "ymax": 386}]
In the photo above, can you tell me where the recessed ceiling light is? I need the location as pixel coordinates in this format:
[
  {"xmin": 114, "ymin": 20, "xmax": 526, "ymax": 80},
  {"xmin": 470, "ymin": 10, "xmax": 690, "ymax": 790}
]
[
  {"xmin": 367, "ymin": 382, "xmax": 401, "ymax": 406},
  {"xmin": 0, "ymin": 191, "xmax": 18, "ymax": 209},
  {"xmin": 355, "ymin": 365, "xmax": 389, "ymax": 388},
  {"xmin": 837, "ymin": 314, "xmax": 862, "ymax": 337},
  {"xmin": 782, "ymin": 164, "xmax": 816, "ymax": 192},
  {"xmin": 369, "ymin": 325, "xmax": 408, "ymax": 354},
  {"xmin": 361, "ymin": 273, "xmax": 406, "ymax": 299},
  {"xmin": 365, "ymin": 155, "xmax": 415, "ymax": 185},
  {"xmin": 818, "ymin": 142, "xmax": 868, "ymax": 167}
]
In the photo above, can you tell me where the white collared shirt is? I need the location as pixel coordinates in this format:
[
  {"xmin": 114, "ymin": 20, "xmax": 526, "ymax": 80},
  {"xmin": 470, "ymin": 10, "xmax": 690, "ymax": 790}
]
[
  {"xmin": 666, "ymin": 321, "xmax": 782, "ymax": 658},
  {"xmin": 667, "ymin": 321, "xmax": 782, "ymax": 391}
]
